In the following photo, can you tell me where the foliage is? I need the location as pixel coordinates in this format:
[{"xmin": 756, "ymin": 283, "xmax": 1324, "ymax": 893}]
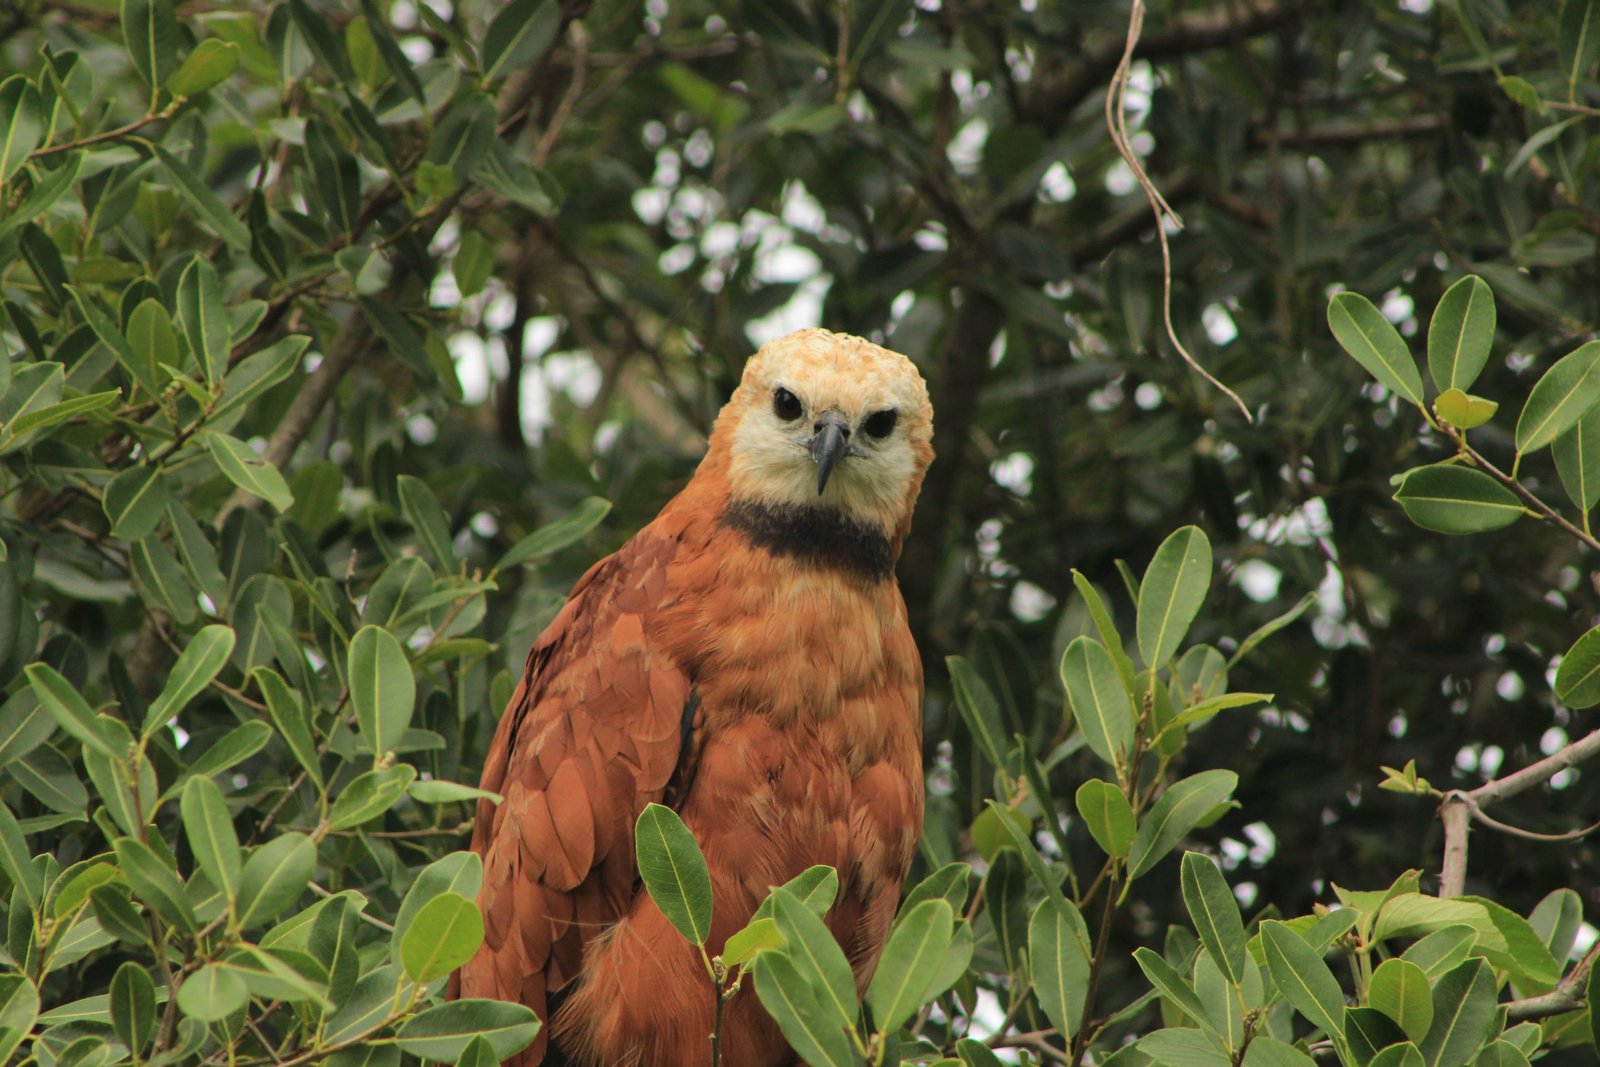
[{"xmin": 2, "ymin": 0, "xmax": 1600, "ymax": 1065}]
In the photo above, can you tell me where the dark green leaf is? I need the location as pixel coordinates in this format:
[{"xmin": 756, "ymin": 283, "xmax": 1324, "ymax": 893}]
[
  {"xmin": 395, "ymin": 1000, "xmax": 542, "ymax": 1062},
  {"xmin": 1260, "ymin": 921, "xmax": 1345, "ymax": 1040},
  {"xmin": 0, "ymin": 77, "xmax": 43, "ymax": 185},
  {"xmin": 1034, "ymin": 899, "xmax": 1093, "ymax": 1041},
  {"xmin": 328, "ymin": 764, "xmax": 417, "ymax": 830},
  {"xmin": 634, "ymin": 802, "xmax": 712, "ymax": 945},
  {"xmin": 121, "ymin": 0, "xmax": 179, "ymax": 88},
  {"xmin": 180, "ymin": 775, "xmax": 241, "ymax": 906},
  {"xmin": 1061, "ymin": 636, "xmax": 1135, "ymax": 771},
  {"xmin": 480, "ymin": 0, "xmax": 561, "ymax": 82},
  {"xmin": 1427, "ymin": 275, "xmax": 1495, "ymax": 392},
  {"xmin": 1392, "ymin": 465, "xmax": 1522, "ymax": 535},
  {"xmin": 110, "ymin": 961, "xmax": 156, "ymax": 1055},
  {"xmin": 867, "ymin": 898, "xmax": 955, "ymax": 1034},
  {"xmin": 1328, "ymin": 291, "xmax": 1425, "ymax": 406},
  {"xmin": 1418, "ymin": 958, "xmax": 1495, "ymax": 1067},
  {"xmin": 1369, "ymin": 958, "xmax": 1433, "ymax": 1043},
  {"xmin": 1180, "ymin": 852, "xmax": 1246, "ymax": 985},
  {"xmin": 1074, "ymin": 778, "xmax": 1135, "ymax": 858},
  {"xmin": 1516, "ymin": 341, "xmax": 1600, "ymax": 455},
  {"xmin": 112, "ymin": 836, "xmax": 197, "ymax": 932},
  {"xmin": 236, "ymin": 832, "xmax": 315, "ymax": 929},
  {"xmin": 168, "ymin": 38, "xmax": 240, "ymax": 97},
  {"xmin": 25, "ymin": 662, "xmax": 116, "ymax": 759},
  {"xmin": 144, "ymin": 624, "xmax": 233, "ymax": 735},
  {"xmin": 176, "ymin": 963, "xmax": 247, "ymax": 1022},
  {"xmin": 1136, "ymin": 525, "xmax": 1212, "ymax": 669},
  {"xmin": 1127, "ymin": 770, "xmax": 1237, "ymax": 879},
  {"xmin": 753, "ymin": 952, "xmax": 859, "ymax": 1067},
  {"xmin": 204, "ymin": 431, "xmax": 294, "ymax": 510},
  {"xmin": 348, "ymin": 624, "xmax": 415, "ymax": 760}
]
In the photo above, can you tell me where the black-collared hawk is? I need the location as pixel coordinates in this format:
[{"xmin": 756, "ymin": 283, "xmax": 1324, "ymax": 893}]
[{"xmin": 456, "ymin": 328, "xmax": 933, "ymax": 1065}]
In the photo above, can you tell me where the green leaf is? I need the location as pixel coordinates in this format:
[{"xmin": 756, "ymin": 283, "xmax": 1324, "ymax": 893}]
[
  {"xmin": 1034, "ymin": 899, "xmax": 1092, "ymax": 1042},
  {"xmin": 1392, "ymin": 465, "xmax": 1522, "ymax": 534},
  {"xmin": 253, "ymin": 667, "xmax": 322, "ymax": 787},
  {"xmin": 14, "ymin": 743, "xmax": 89, "ymax": 812},
  {"xmin": 722, "ymin": 917, "xmax": 783, "ymax": 967},
  {"xmin": 0, "ymin": 799, "xmax": 39, "ymax": 910},
  {"xmin": 176, "ymin": 256, "xmax": 228, "ymax": 386},
  {"xmin": 1242, "ymin": 1036, "xmax": 1317, "ymax": 1067},
  {"xmin": 867, "ymin": 898, "xmax": 954, "ymax": 1034},
  {"xmin": 493, "ymin": 496, "xmax": 612, "ymax": 571},
  {"xmin": 236, "ymin": 832, "xmax": 314, "ymax": 929},
  {"xmin": 1061, "ymin": 636, "xmax": 1136, "ymax": 771},
  {"xmin": 1559, "ymin": 0, "xmax": 1600, "ymax": 100},
  {"xmin": 397, "ymin": 475, "xmax": 457, "ymax": 570},
  {"xmin": 634, "ymin": 802, "xmax": 712, "ymax": 945},
  {"xmin": 348, "ymin": 624, "xmax": 415, "ymax": 760},
  {"xmin": 176, "ymin": 963, "xmax": 247, "ymax": 1022},
  {"xmin": 1418, "ymin": 959, "xmax": 1495, "ymax": 1067},
  {"xmin": 1346, "ymin": 1006, "xmax": 1407, "ymax": 1065},
  {"xmin": 1074, "ymin": 778, "xmax": 1135, "ymax": 858},
  {"xmin": 1181, "ymin": 852, "xmax": 1246, "ymax": 985},
  {"xmin": 1070, "ymin": 570, "xmax": 1139, "ymax": 694},
  {"xmin": 112, "ymin": 836, "xmax": 197, "ymax": 932},
  {"xmin": 454, "ymin": 230, "xmax": 493, "ymax": 298},
  {"xmin": 1553, "ymin": 403, "xmax": 1600, "ymax": 516},
  {"xmin": 1127, "ymin": 770, "xmax": 1238, "ymax": 879},
  {"xmin": 1557, "ymin": 625, "xmax": 1600, "ymax": 708},
  {"xmin": 327, "ymin": 764, "xmax": 418, "ymax": 830},
  {"xmin": 395, "ymin": 1000, "xmax": 542, "ymax": 1062},
  {"xmin": 946, "ymin": 656, "xmax": 1009, "ymax": 772},
  {"xmin": 144, "ymin": 624, "xmax": 234, "ymax": 735},
  {"xmin": 1433, "ymin": 388, "xmax": 1498, "ymax": 431},
  {"xmin": 480, "ymin": 0, "xmax": 561, "ymax": 82},
  {"xmin": 1516, "ymin": 341, "xmax": 1600, "ymax": 455},
  {"xmin": 1369, "ymin": 958, "xmax": 1433, "ymax": 1043},
  {"xmin": 393, "ymin": 852, "xmax": 484, "ymax": 961},
  {"xmin": 400, "ymin": 892, "xmax": 484, "ymax": 983},
  {"xmin": 1328, "ymin": 291, "xmax": 1425, "ymax": 407},
  {"xmin": 1370, "ymin": 1043, "xmax": 1425, "ymax": 1067},
  {"xmin": 1140, "ymin": 1027, "xmax": 1231, "ymax": 1066},
  {"xmin": 1260, "ymin": 920, "xmax": 1345, "ymax": 1040},
  {"xmin": 1397, "ymin": 925, "xmax": 1478, "ymax": 979},
  {"xmin": 183, "ymin": 719, "xmax": 273, "ymax": 781},
  {"xmin": 753, "ymin": 865, "xmax": 839, "ymax": 923},
  {"xmin": 754, "ymin": 952, "xmax": 859, "ymax": 1067},
  {"xmin": 210, "ymin": 334, "xmax": 310, "ymax": 429},
  {"xmin": 122, "ymin": 0, "xmax": 179, "ymax": 89},
  {"xmin": 110, "ymin": 961, "xmax": 156, "ymax": 1055},
  {"xmin": 25, "ymin": 662, "xmax": 117, "ymax": 759},
  {"xmin": 1136, "ymin": 525, "xmax": 1212, "ymax": 669},
  {"xmin": 0, "ymin": 975, "xmax": 38, "ymax": 1067},
  {"xmin": 153, "ymin": 145, "xmax": 251, "ymax": 251},
  {"xmin": 0, "ymin": 77, "xmax": 43, "ymax": 186},
  {"xmin": 1427, "ymin": 275, "xmax": 1495, "ymax": 392},
  {"xmin": 124, "ymin": 298, "xmax": 174, "ymax": 399},
  {"xmin": 5, "ymin": 388, "xmax": 119, "ymax": 444},
  {"xmin": 180, "ymin": 775, "xmax": 241, "ymax": 905},
  {"xmin": 168, "ymin": 38, "xmax": 239, "ymax": 97},
  {"xmin": 1473, "ymin": 1041, "xmax": 1531, "ymax": 1067},
  {"xmin": 204, "ymin": 431, "xmax": 293, "ymax": 510},
  {"xmin": 1133, "ymin": 946, "xmax": 1214, "ymax": 1032},
  {"xmin": 408, "ymin": 779, "xmax": 500, "ymax": 805},
  {"xmin": 769, "ymin": 887, "xmax": 858, "ymax": 1033},
  {"xmin": 454, "ymin": 1035, "xmax": 498, "ymax": 1067}
]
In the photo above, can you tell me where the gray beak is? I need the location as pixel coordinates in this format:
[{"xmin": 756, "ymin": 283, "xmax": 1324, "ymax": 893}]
[{"xmin": 809, "ymin": 409, "xmax": 850, "ymax": 495}]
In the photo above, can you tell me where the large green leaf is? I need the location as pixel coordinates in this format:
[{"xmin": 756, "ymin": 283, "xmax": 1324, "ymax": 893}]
[
  {"xmin": 946, "ymin": 655, "xmax": 1009, "ymax": 771},
  {"xmin": 1136, "ymin": 525, "xmax": 1212, "ymax": 669},
  {"xmin": 866, "ymin": 898, "xmax": 954, "ymax": 1034},
  {"xmin": 1515, "ymin": 340, "xmax": 1600, "ymax": 455},
  {"xmin": 634, "ymin": 803, "xmax": 713, "ymax": 946},
  {"xmin": 1328, "ymin": 291, "xmax": 1425, "ymax": 407},
  {"xmin": 1127, "ymin": 770, "xmax": 1237, "ymax": 879},
  {"xmin": 0, "ymin": 77, "xmax": 43, "ymax": 185},
  {"xmin": 1426, "ymin": 275, "xmax": 1495, "ymax": 392},
  {"xmin": 102, "ymin": 466, "xmax": 170, "ymax": 542},
  {"xmin": 1392, "ymin": 465, "xmax": 1522, "ymax": 534},
  {"xmin": 754, "ymin": 953, "xmax": 859, "ymax": 1067},
  {"xmin": 480, "ymin": 0, "xmax": 561, "ymax": 82},
  {"xmin": 399, "ymin": 892, "xmax": 484, "ymax": 983},
  {"xmin": 1260, "ymin": 921, "xmax": 1345, "ymax": 1041},
  {"xmin": 1074, "ymin": 778, "xmax": 1135, "ymax": 859},
  {"xmin": 121, "ymin": 0, "xmax": 179, "ymax": 88},
  {"xmin": 348, "ymin": 624, "xmax": 415, "ymax": 760},
  {"xmin": 1060, "ymin": 636, "xmax": 1135, "ymax": 771},
  {"xmin": 203, "ymin": 431, "xmax": 294, "ymax": 510},
  {"xmin": 1369, "ymin": 958, "xmax": 1433, "ymax": 1043},
  {"xmin": 1180, "ymin": 852, "xmax": 1246, "ymax": 985},
  {"xmin": 1552, "ymin": 405, "xmax": 1600, "ymax": 515},
  {"xmin": 1417, "ymin": 959, "xmax": 1495, "ymax": 1067},
  {"xmin": 180, "ymin": 775, "xmax": 241, "ymax": 906},
  {"xmin": 395, "ymin": 1000, "xmax": 541, "ymax": 1062},
  {"xmin": 236, "ymin": 832, "xmax": 314, "ymax": 929},
  {"xmin": 1555, "ymin": 624, "xmax": 1600, "ymax": 708},
  {"xmin": 144, "ymin": 624, "xmax": 234, "ymax": 735}
]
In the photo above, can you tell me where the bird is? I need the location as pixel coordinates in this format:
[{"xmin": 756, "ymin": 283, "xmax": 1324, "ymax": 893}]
[{"xmin": 454, "ymin": 327, "xmax": 933, "ymax": 1066}]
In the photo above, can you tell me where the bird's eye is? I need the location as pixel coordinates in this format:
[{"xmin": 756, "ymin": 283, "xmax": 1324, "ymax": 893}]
[
  {"xmin": 863, "ymin": 409, "xmax": 898, "ymax": 438},
  {"xmin": 773, "ymin": 387, "xmax": 802, "ymax": 421}
]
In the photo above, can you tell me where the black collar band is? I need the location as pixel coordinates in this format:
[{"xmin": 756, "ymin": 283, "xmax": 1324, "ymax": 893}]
[{"xmin": 721, "ymin": 499, "xmax": 894, "ymax": 582}]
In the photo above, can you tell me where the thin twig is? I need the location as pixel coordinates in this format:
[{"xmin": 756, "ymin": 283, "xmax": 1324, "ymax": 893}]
[
  {"xmin": 1104, "ymin": 0, "xmax": 1252, "ymax": 422},
  {"xmin": 1438, "ymin": 423, "xmax": 1600, "ymax": 553},
  {"xmin": 533, "ymin": 21, "xmax": 588, "ymax": 168},
  {"xmin": 28, "ymin": 104, "xmax": 177, "ymax": 159}
]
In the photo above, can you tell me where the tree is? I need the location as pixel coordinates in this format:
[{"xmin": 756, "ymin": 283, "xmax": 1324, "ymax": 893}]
[{"xmin": 1, "ymin": 0, "xmax": 1599, "ymax": 1063}]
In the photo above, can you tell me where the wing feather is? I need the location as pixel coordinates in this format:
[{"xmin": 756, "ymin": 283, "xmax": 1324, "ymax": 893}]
[{"xmin": 456, "ymin": 528, "xmax": 694, "ymax": 1065}]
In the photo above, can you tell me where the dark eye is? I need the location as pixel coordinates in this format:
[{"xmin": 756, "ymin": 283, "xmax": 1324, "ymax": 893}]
[
  {"xmin": 863, "ymin": 409, "xmax": 898, "ymax": 438},
  {"xmin": 773, "ymin": 387, "xmax": 802, "ymax": 421}
]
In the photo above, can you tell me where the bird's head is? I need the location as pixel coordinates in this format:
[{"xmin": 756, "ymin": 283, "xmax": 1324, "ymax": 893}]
[{"xmin": 710, "ymin": 328, "xmax": 933, "ymax": 546}]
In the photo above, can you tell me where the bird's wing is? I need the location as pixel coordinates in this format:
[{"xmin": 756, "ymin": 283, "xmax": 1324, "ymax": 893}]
[{"xmin": 457, "ymin": 526, "xmax": 693, "ymax": 1054}]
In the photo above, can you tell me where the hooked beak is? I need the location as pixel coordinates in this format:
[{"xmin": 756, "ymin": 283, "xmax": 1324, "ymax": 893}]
[{"xmin": 809, "ymin": 409, "xmax": 851, "ymax": 495}]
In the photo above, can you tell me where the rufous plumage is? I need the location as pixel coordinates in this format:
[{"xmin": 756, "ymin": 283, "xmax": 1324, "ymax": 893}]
[{"xmin": 455, "ymin": 328, "xmax": 933, "ymax": 1065}]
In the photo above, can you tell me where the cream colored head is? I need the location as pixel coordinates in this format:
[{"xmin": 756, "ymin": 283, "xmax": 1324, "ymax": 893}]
[{"xmin": 711, "ymin": 328, "xmax": 933, "ymax": 542}]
